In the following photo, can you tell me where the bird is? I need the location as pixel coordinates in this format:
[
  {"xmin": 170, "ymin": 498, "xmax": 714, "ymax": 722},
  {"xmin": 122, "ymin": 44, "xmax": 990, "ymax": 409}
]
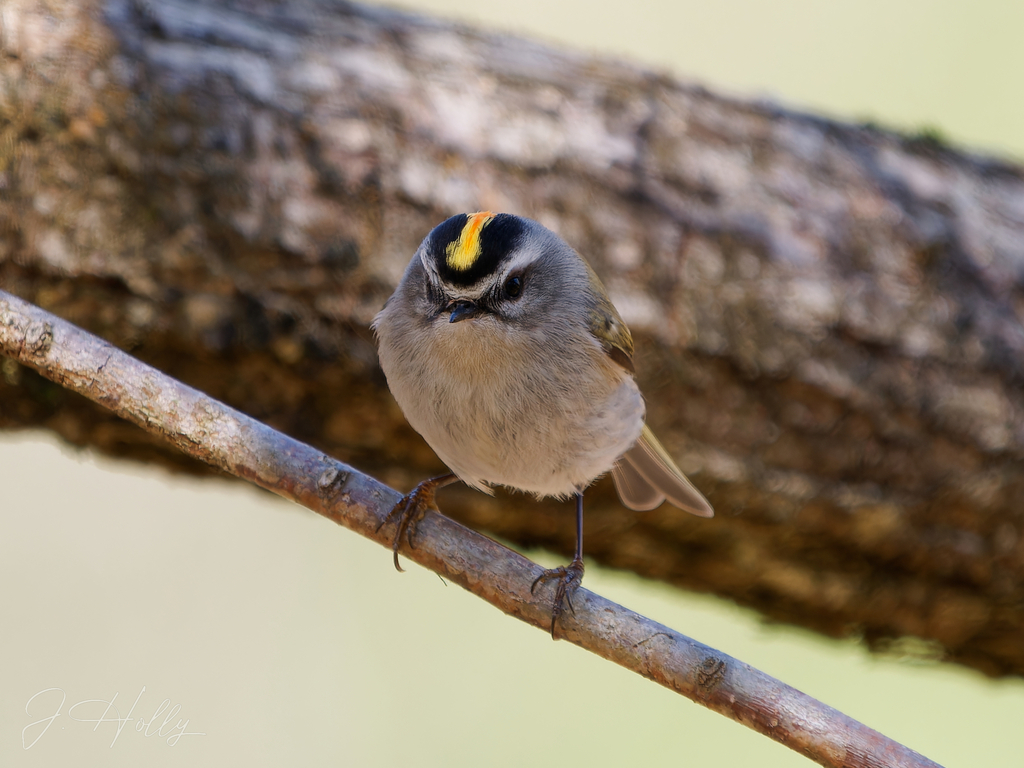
[{"xmin": 372, "ymin": 212, "xmax": 713, "ymax": 636}]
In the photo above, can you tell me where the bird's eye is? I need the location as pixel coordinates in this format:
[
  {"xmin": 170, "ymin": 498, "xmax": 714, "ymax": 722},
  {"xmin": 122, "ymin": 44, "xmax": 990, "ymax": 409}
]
[{"xmin": 504, "ymin": 275, "xmax": 523, "ymax": 300}]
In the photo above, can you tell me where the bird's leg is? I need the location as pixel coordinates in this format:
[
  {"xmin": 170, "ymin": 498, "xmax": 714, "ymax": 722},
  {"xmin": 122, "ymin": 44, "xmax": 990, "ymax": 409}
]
[
  {"xmin": 377, "ymin": 473, "xmax": 459, "ymax": 572},
  {"xmin": 531, "ymin": 492, "xmax": 586, "ymax": 639}
]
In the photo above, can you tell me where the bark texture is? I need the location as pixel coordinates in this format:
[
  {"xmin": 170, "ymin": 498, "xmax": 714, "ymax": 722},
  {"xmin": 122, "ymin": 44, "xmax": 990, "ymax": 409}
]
[{"xmin": 1, "ymin": 0, "xmax": 1023, "ymax": 677}]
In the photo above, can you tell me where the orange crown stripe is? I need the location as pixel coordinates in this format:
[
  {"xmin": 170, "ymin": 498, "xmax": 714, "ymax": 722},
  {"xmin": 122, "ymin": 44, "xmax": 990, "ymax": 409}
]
[{"xmin": 445, "ymin": 211, "xmax": 495, "ymax": 271}]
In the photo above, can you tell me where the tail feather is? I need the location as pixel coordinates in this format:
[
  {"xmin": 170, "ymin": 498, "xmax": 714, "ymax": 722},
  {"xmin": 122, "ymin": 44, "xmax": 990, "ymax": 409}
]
[
  {"xmin": 610, "ymin": 453, "xmax": 664, "ymax": 511},
  {"xmin": 611, "ymin": 424, "xmax": 713, "ymax": 517}
]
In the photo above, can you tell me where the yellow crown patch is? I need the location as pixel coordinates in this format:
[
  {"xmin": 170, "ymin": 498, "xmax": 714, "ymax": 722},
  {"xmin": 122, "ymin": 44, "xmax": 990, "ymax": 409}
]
[{"xmin": 445, "ymin": 211, "xmax": 495, "ymax": 271}]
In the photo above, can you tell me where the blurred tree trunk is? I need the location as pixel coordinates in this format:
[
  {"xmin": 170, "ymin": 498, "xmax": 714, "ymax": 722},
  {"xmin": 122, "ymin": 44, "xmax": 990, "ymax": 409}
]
[{"xmin": 2, "ymin": 0, "xmax": 1022, "ymax": 677}]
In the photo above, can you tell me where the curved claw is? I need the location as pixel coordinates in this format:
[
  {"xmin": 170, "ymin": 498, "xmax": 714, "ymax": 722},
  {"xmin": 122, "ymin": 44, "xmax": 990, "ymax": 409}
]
[
  {"xmin": 377, "ymin": 474, "xmax": 457, "ymax": 571},
  {"xmin": 531, "ymin": 558, "xmax": 585, "ymax": 639}
]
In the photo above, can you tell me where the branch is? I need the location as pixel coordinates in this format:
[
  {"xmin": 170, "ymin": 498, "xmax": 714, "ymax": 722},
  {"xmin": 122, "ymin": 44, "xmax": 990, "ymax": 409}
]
[{"xmin": 0, "ymin": 288, "xmax": 943, "ymax": 768}]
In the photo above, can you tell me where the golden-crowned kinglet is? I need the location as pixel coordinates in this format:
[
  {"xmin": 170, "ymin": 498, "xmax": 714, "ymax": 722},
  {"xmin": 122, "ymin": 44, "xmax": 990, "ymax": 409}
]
[{"xmin": 373, "ymin": 212, "xmax": 713, "ymax": 635}]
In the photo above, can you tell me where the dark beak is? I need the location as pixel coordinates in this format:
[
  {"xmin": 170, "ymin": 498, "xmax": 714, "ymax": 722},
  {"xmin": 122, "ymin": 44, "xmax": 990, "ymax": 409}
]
[{"xmin": 447, "ymin": 299, "xmax": 481, "ymax": 324}]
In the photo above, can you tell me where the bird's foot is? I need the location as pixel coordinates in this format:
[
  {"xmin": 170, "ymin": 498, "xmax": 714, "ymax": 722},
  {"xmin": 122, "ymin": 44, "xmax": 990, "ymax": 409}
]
[
  {"xmin": 377, "ymin": 475, "xmax": 453, "ymax": 571},
  {"xmin": 531, "ymin": 557, "xmax": 585, "ymax": 639}
]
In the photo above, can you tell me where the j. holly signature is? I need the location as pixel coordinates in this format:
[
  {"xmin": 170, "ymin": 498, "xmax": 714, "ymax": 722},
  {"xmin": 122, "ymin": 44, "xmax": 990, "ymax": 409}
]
[{"xmin": 22, "ymin": 687, "xmax": 205, "ymax": 749}]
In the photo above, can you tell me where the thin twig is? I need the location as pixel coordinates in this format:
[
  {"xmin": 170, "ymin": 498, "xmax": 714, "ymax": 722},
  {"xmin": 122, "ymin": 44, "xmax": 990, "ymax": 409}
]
[{"xmin": 0, "ymin": 288, "xmax": 942, "ymax": 768}]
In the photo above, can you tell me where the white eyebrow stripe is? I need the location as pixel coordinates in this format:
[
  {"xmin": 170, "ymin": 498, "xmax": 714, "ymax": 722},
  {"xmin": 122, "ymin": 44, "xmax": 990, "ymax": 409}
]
[{"xmin": 496, "ymin": 249, "xmax": 538, "ymax": 279}]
